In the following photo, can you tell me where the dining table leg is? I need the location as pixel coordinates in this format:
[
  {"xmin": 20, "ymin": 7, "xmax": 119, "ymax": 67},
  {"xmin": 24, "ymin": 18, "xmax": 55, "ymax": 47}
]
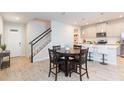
[{"xmin": 65, "ymin": 56, "xmax": 68, "ymax": 77}]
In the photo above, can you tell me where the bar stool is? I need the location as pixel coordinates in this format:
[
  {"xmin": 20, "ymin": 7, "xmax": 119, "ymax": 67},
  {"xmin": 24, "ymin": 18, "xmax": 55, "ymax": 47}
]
[
  {"xmin": 98, "ymin": 47, "xmax": 108, "ymax": 65},
  {"xmin": 88, "ymin": 51, "xmax": 93, "ymax": 61},
  {"xmin": 100, "ymin": 54, "xmax": 108, "ymax": 65}
]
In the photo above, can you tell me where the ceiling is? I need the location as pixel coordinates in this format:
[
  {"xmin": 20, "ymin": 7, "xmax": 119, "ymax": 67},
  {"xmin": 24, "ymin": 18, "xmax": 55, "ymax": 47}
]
[{"xmin": 0, "ymin": 12, "xmax": 124, "ymax": 26}]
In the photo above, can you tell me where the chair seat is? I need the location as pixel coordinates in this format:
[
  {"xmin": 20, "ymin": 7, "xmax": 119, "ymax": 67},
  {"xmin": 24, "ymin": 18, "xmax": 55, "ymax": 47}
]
[{"xmin": 59, "ymin": 56, "xmax": 75, "ymax": 61}]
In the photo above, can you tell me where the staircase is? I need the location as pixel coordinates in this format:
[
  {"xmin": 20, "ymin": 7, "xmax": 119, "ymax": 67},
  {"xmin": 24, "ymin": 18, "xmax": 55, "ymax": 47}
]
[{"xmin": 29, "ymin": 28, "xmax": 52, "ymax": 63}]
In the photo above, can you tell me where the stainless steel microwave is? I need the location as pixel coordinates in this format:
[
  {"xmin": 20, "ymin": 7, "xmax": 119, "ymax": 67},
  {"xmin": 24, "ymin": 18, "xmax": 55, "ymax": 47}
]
[{"xmin": 96, "ymin": 32, "xmax": 107, "ymax": 37}]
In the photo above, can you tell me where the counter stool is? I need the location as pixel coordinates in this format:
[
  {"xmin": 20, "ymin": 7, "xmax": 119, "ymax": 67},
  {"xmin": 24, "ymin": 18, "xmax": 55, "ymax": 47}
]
[
  {"xmin": 100, "ymin": 53, "xmax": 108, "ymax": 65},
  {"xmin": 88, "ymin": 52, "xmax": 93, "ymax": 61},
  {"xmin": 97, "ymin": 47, "xmax": 108, "ymax": 65}
]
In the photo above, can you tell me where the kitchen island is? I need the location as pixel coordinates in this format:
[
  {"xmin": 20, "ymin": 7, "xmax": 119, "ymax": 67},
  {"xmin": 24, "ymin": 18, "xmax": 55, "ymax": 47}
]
[{"xmin": 81, "ymin": 44, "xmax": 120, "ymax": 65}]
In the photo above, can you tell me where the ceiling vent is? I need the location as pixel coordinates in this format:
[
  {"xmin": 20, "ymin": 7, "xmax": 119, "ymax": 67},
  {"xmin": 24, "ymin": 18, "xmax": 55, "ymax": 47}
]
[{"xmin": 10, "ymin": 29, "xmax": 18, "ymax": 32}]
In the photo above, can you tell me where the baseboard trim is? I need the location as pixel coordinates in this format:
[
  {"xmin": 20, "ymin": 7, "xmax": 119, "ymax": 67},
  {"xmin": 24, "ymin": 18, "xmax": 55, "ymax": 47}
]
[{"xmin": 33, "ymin": 57, "xmax": 49, "ymax": 62}]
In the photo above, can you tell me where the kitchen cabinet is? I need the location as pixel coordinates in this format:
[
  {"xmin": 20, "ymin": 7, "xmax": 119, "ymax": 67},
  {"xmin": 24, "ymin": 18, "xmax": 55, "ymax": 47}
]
[{"xmin": 81, "ymin": 44, "xmax": 119, "ymax": 65}]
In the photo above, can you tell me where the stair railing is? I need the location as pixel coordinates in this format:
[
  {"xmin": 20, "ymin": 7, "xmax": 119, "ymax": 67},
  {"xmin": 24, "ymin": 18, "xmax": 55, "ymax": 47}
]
[{"xmin": 29, "ymin": 28, "xmax": 51, "ymax": 63}]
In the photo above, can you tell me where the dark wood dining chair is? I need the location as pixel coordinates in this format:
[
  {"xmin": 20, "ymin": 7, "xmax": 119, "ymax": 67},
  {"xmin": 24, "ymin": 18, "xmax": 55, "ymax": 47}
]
[
  {"xmin": 71, "ymin": 45, "xmax": 82, "ymax": 72},
  {"xmin": 48, "ymin": 48, "xmax": 65, "ymax": 81},
  {"xmin": 69, "ymin": 48, "xmax": 89, "ymax": 81},
  {"xmin": 53, "ymin": 45, "xmax": 61, "ymax": 50},
  {"xmin": 73, "ymin": 45, "xmax": 82, "ymax": 49},
  {"xmin": 53, "ymin": 45, "xmax": 65, "ymax": 60}
]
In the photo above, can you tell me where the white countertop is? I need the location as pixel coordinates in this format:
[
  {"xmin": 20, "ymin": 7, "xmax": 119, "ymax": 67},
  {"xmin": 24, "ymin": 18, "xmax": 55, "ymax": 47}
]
[
  {"xmin": 80, "ymin": 44, "xmax": 119, "ymax": 65},
  {"xmin": 81, "ymin": 44, "xmax": 119, "ymax": 48}
]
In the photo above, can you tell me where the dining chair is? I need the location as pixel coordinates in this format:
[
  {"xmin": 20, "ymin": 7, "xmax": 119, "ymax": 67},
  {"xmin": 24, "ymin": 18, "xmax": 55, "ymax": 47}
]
[
  {"xmin": 73, "ymin": 45, "xmax": 82, "ymax": 49},
  {"xmin": 70, "ymin": 45, "xmax": 82, "ymax": 72},
  {"xmin": 48, "ymin": 48, "xmax": 65, "ymax": 81},
  {"xmin": 69, "ymin": 48, "xmax": 89, "ymax": 81},
  {"xmin": 72, "ymin": 45, "xmax": 82, "ymax": 61},
  {"xmin": 53, "ymin": 45, "xmax": 65, "ymax": 60},
  {"xmin": 53, "ymin": 45, "xmax": 61, "ymax": 50}
]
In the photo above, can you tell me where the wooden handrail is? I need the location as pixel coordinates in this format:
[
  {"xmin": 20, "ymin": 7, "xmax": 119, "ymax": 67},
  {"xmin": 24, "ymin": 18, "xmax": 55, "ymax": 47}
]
[
  {"xmin": 32, "ymin": 30, "xmax": 51, "ymax": 45},
  {"xmin": 29, "ymin": 28, "xmax": 51, "ymax": 44},
  {"xmin": 30, "ymin": 29, "xmax": 52, "ymax": 63}
]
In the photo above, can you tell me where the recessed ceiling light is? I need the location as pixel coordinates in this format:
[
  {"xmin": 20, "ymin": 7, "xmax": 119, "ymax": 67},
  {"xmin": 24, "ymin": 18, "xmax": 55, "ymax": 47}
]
[
  {"xmin": 99, "ymin": 20, "xmax": 103, "ymax": 22},
  {"xmin": 15, "ymin": 17, "xmax": 20, "ymax": 20},
  {"xmin": 82, "ymin": 31, "xmax": 85, "ymax": 34},
  {"xmin": 101, "ymin": 28, "xmax": 104, "ymax": 32},
  {"xmin": 86, "ymin": 23, "xmax": 88, "ymax": 25},
  {"xmin": 120, "ymin": 15, "xmax": 123, "ymax": 18}
]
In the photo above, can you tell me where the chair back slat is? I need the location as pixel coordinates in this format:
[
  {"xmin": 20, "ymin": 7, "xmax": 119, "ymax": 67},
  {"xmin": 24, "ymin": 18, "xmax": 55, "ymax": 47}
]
[
  {"xmin": 73, "ymin": 45, "xmax": 82, "ymax": 49},
  {"xmin": 48, "ymin": 48, "xmax": 60, "ymax": 64},
  {"xmin": 79, "ymin": 48, "xmax": 89, "ymax": 64},
  {"xmin": 48, "ymin": 49, "xmax": 54, "ymax": 63},
  {"xmin": 53, "ymin": 45, "xmax": 61, "ymax": 50}
]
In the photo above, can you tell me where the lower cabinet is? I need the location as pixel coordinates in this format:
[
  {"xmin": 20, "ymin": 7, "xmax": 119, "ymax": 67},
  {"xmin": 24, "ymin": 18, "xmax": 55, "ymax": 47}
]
[{"xmin": 83, "ymin": 44, "xmax": 118, "ymax": 65}]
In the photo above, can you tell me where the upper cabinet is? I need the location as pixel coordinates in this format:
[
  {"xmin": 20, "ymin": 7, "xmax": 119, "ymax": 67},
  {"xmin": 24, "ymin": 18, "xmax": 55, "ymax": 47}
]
[
  {"xmin": 96, "ymin": 22, "xmax": 107, "ymax": 34},
  {"xmin": 80, "ymin": 19, "xmax": 124, "ymax": 42},
  {"xmin": 82, "ymin": 25, "xmax": 97, "ymax": 38},
  {"xmin": 107, "ymin": 21, "xmax": 124, "ymax": 37}
]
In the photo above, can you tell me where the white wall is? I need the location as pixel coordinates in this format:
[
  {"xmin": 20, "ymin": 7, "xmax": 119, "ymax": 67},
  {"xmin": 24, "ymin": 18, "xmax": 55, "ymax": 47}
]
[
  {"xmin": 0, "ymin": 16, "xmax": 3, "ymax": 44},
  {"xmin": 1, "ymin": 18, "xmax": 77, "ymax": 61},
  {"xmin": 81, "ymin": 19, "xmax": 124, "ymax": 44},
  {"xmin": 3, "ymin": 21, "xmax": 26, "ymax": 56},
  {"xmin": 33, "ymin": 42, "xmax": 52, "ymax": 62},
  {"xmin": 26, "ymin": 20, "xmax": 50, "ymax": 57},
  {"xmin": 32, "ymin": 20, "xmax": 75, "ymax": 62},
  {"xmin": 2, "ymin": 19, "xmax": 76, "ymax": 61},
  {"xmin": 26, "ymin": 20, "xmax": 50, "ymax": 43},
  {"xmin": 51, "ymin": 20, "xmax": 74, "ymax": 48}
]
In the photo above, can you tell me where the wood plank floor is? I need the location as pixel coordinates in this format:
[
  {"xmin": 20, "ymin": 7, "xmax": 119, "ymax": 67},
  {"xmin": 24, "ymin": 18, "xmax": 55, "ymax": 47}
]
[{"xmin": 0, "ymin": 56, "xmax": 124, "ymax": 81}]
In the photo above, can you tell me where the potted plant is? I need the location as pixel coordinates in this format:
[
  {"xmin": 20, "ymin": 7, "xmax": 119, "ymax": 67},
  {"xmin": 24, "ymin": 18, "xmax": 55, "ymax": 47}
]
[
  {"xmin": 0, "ymin": 44, "xmax": 6, "ymax": 51},
  {"xmin": 116, "ymin": 40, "xmax": 121, "ymax": 44},
  {"xmin": 87, "ymin": 41, "xmax": 93, "ymax": 44}
]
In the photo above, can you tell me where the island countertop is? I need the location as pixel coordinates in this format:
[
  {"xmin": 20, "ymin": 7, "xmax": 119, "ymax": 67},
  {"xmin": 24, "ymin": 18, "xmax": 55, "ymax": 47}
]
[{"xmin": 80, "ymin": 44, "xmax": 120, "ymax": 65}]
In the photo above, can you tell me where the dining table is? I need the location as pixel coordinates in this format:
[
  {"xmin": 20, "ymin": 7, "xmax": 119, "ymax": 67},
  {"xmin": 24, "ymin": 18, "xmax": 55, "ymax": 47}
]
[{"xmin": 56, "ymin": 48, "xmax": 80, "ymax": 77}]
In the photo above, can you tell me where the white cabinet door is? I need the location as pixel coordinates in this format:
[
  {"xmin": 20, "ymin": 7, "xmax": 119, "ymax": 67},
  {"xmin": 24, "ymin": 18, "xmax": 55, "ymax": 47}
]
[
  {"xmin": 106, "ymin": 47, "xmax": 117, "ymax": 64},
  {"xmin": 85, "ymin": 26, "xmax": 96, "ymax": 38}
]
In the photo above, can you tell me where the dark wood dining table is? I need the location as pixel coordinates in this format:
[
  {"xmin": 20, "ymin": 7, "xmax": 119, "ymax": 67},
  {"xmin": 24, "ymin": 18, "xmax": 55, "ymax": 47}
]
[{"xmin": 56, "ymin": 48, "xmax": 80, "ymax": 77}]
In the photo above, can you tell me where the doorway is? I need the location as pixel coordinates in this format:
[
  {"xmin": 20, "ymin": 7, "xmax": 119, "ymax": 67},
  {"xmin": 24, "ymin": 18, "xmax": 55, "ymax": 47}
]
[{"xmin": 4, "ymin": 22, "xmax": 25, "ymax": 57}]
